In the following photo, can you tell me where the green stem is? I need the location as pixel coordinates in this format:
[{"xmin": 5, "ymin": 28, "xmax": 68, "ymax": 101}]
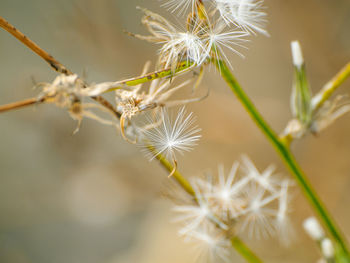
[
  {"xmin": 214, "ymin": 58, "xmax": 350, "ymax": 261},
  {"xmin": 147, "ymin": 145, "xmax": 264, "ymax": 263},
  {"xmin": 231, "ymin": 237, "xmax": 263, "ymax": 263},
  {"xmin": 103, "ymin": 61, "xmax": 194, "ymax": 93}
]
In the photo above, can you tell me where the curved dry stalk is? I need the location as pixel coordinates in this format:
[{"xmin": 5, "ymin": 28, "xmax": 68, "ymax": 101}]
[
  {"xmin": 168, "ymin": 159, "xmax": 178, "ymax": 178},
  {"xmin": 120, "ymin": 114, "xmax": 137, "ymax": 144}
]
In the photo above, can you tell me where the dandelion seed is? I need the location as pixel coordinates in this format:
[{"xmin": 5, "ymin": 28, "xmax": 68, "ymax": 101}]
[
  {"xmin": 173, "ymin": 180, "xmax": 227, "ymax": 235},
  {"xmin": 205, "ymin": 20, "xmax": 249, "ymax": 68},
  {"xmin": 238, "ymin": 183, "xmax": 280, "ymax": 239},
  {"xmin": 173, "ymin": 202, "xmax": 212, "ymax": 235},
  {"xmin": 214, "ymin": 0, "xmax": 268, "ymax": 36},
  {"xmin": 140, "ymin": 106, "xmax": 201, "ymax": 162},
  {"xmin": 133, "ymin": 8, "xmax": 210, "ymax": 69},
  {"xmin": 241, "ymin": 155, "xmax": 279, "ymax": 192},
  {"xmin": 209, "ymin": 163, "xmax": 249, "ymax": 219},
  {"xmin": 160, "ymin": 23, "xmax": 208, "ymax": 68},
  {"xmin": 187, "ymin": 224, "xmax": 231, "ymax": 262},
  {"xmin": 275, "ymin": 180, "xmax": 294, "ymax": 245}
]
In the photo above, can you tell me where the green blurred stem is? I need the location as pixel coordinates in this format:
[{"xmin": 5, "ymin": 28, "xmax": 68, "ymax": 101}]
[
  {"xmin": 214, "ymin": 58, "xmax": 350, "ymax": 261},
  {"xmin": 146, "ymin": 145, "xmax": 264, "ymax": 263},
  {"xmin": 231, "ymin": 237, "xmax": 263, "ymax": 263}
]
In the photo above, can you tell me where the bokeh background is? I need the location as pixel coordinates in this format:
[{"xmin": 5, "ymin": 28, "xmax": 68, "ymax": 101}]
[{"xmin": 0, "ymin": 0, "xmax": 350, "ymax": 262}]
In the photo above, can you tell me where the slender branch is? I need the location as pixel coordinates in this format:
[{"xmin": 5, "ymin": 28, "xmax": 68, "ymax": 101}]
[
  {"xmin": 0, "ymin": 97, "xmax": 43, "ymax": 113},
  {"xmin": 312, "ymin": 62, "xmax": 350, "ymax": 112},
  {"xmin": 0, "ymin": 16, "xmax": 124, "ymax": 117},
  {"xmin": 91, "ymin": 95, "xmax": 121, "ymax": 118},
  {"xmin": 0, "ymin": 60, "xmax": 195, "ymax": 116},
  {"xmin": 214, "ymin": 58, "xmax": 350, "ymax": 261},
  {"xmin": 0, "ymin": 16, "xmax": 71, "ymax": 75}
]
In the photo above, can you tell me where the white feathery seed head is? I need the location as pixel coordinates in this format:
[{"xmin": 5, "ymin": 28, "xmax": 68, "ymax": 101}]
[
  {"xmin": 187, "ymin": 225, "xmax": 231, "ymax": 262},
  {"xmin": 172, "ymin": 157, "xmax": 293, "ymax": 247},
  {"xmin": 238, "ymin": 184, "xmax": 279, "ymax": 239},
  {"xmin": 156, "ymin": 17, "xmax": 209, "ymax": 68},
  {"xmin": 241, "ymin": 155, "xmax": 280, "ymax": 193},
  {"xmin": 206, "ymin": 20, "xmax": 249, "ymax": 67},
  {"xmin": 303, "ymin": 217, "xmax": 325, "ymax": 241},
  {"xmin": 209, "ymin": 162, "xmax": 249, "ymax": 219},
  {"xmin": 173, "ymin": 181, "xmax": 227, "ymax": 236},
  {"xmin": 141, "ymin": 107, "xmax": 201, "ymax": 161},
  {"xmin": 214, "ymin": 0, "xmax": 268, "ymax": 36}
]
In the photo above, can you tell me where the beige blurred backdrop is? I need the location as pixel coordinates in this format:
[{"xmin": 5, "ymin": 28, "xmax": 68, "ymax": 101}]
[{"xmin": 0, "ymin": 0, "xmax": 349, "ymax": 262}]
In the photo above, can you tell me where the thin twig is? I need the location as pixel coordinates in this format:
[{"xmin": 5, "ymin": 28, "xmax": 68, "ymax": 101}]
[
  {"xmin": 0, "ymin": 15, "xmax": 122, "ymax": 117},
  {"xmin": 0, "ymin": 97, "xmax": 43, "ymax": 113},
  {"xmin": 0, "ymin": 16, "xmax": 71, "ymax": 75},
  {"xmin": 0, "ymin": 61, "xmax": 195, "ymax": 116}
]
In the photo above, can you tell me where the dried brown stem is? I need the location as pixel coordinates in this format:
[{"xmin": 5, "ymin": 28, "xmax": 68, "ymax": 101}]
[
  {"xmin": 92, "ymin": 95, "xmax": 121, "ymax": 118},
  {"xmin": 0, "ymin": 16, "xmax": 121, "ymax": 118},
  {"xmin": 0, "ymin": 16, "xmax": 72, "ymax": 75},
  {"xmin": 0, "ymin": 97, "xmax": 44, "ymax": 113}
]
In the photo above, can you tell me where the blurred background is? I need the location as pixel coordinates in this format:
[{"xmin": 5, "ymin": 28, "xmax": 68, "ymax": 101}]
[{"xmin": 0, "ymin": 0, "xmax": 349, "ymax": 262}]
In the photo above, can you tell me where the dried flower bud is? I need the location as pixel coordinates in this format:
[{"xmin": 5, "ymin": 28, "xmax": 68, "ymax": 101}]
[{"xmin": 290, "ymin": 41, "xmax": 312, "ymax": 126}]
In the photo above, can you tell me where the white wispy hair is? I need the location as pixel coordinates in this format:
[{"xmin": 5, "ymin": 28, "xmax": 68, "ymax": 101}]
[
  {"xmin": 140, "ymin": 107, "xmax": 201, "ymax": 161},
  {"xmin": 161, "ymin": 29, "xmax": 207, "ymax": 67},
  {"xmin": 205, "ymin": 20, "xmax": 249, "ymax": 68},
  {"xmin": 173, "ymin": 181, "xmax": 228, "ymax": 236},
  {"xmin": 133, "ymin": 7, "xmax": 255, "ymax": 71},
  {"xmin": 238, "ymin": 184, "xmax": 278, "ymax": 239},
  {"xmin": 161, "ymin": 0, "xmax": 198, "ymax": 16},
  {"xmin": 214, "ymin": 0, "xmax": 268, "ymax": 36},
  {"xmin": 241, "ymin": 155, "xmax": 281, "ymax": 192},
  {"xmin": 134, "ymin": 8, "xmax": 210, "ymax": 69},
  {"xmin": 186, "ymin": 224, "xmax": 231, "ymax": 263},
  {"xmin": 208, "ymin": 163, "xmax": 249, "ymax": 220},
  {"xmin": 275, "ymin": 180, "xmax": 295, "ymax": 245},
  {"xmin": 173, "ymin": 157, "xmax": 293, "ymax": 244}
]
